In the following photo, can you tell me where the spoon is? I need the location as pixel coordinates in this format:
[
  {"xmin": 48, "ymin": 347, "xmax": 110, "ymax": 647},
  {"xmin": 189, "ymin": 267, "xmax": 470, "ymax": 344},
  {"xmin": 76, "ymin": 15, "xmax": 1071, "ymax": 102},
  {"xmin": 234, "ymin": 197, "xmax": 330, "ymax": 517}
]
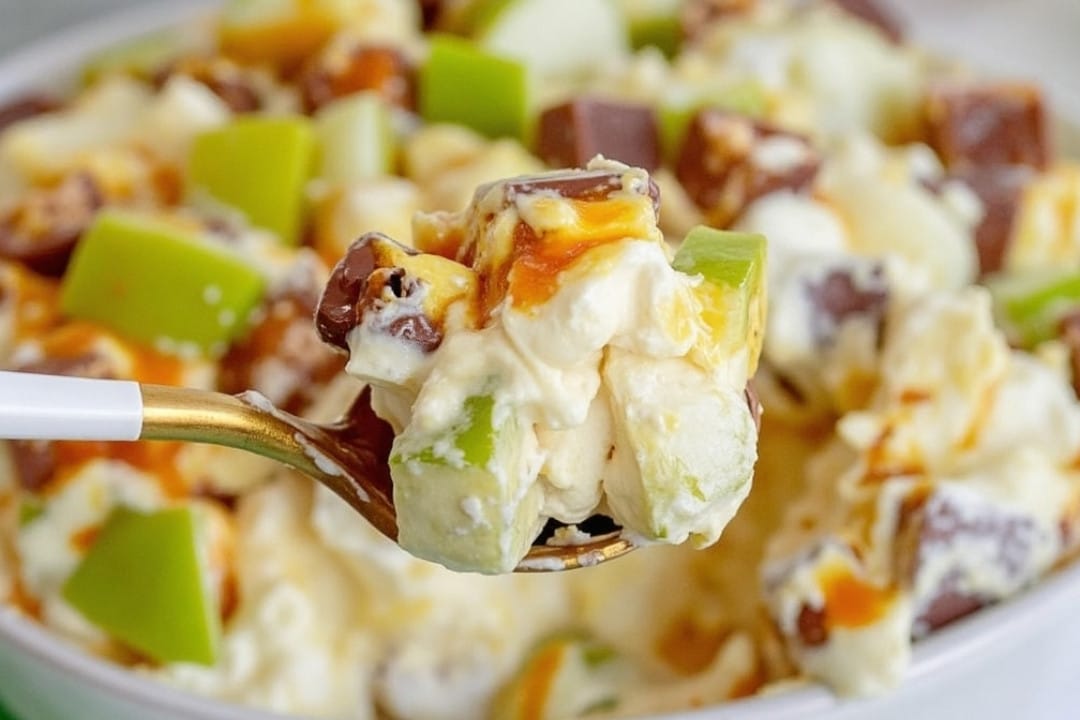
[{"xmin": 0, "ymin": 370, "xmax": 635, "ymax": 572}]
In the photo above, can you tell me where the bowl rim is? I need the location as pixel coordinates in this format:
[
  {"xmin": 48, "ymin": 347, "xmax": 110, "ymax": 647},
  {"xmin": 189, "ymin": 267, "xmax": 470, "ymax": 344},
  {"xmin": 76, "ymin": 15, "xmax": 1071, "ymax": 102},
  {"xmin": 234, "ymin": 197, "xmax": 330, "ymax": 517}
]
[{"xmin": 2, "ymin": 3, "xmax": 1080, "ymax": 719}]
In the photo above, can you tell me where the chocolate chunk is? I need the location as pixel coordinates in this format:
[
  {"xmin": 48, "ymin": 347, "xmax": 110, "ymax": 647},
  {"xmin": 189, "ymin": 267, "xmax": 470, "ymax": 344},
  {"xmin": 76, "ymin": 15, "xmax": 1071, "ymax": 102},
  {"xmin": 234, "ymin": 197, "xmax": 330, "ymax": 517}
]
[
  {"xmin": 0, "ymin": 94, "xmax": 60, "ymax": 134},
  {"xmin": 925, "ymin": 82, "xmax": 1050, "ymax": 171},
  {"xmin": 951, "ymin": 165, "xmax": 1035, "ymax": 276},
  {"xmin": 418, "ymin": 0, "xmax": 444, "ymax": 29},
  {"xmin": 220, "ymin": 287, "xmax": 346, "ymax": 415},
  {"xmin": 676, "ymin": 109, "xmax": 819, "ymax": 228},
  {"xmin": 804, "ymin": 264, "xmax": 889, "ymax": 347},
  {"xmin": 315, "ymin": 235, "xmax": 381, "ymax": 350},
  {"xmin": 300, "ymin": 45, "xmax": 415, "ymax": 114},
  {"xmin": 796, "ymin": 604, "xmax": 829, "ymax": 647},
  {"xmin": 829, "ymin": 0, "xmax": 903, "ymax": 43},
  {"xmin": 0, "ymin": 172, "xmax": 104, "ymax": 276},
  {"xmin": 536, "ymin": 98, "xmax": 661, "ymax": 172},
  {"xmin": 897, "ymin": 487, "xmax": 1045, "ymax": 635},
  {"xmin": 501, "ymin": 168, "xmax": 661, "ymax": 217},
  {"xmin": 681, "ymin": 0, "xmax": 756, "ymax": 42},
  {"xmin": 315, "ymin": 233, "xmax": 443, "ymax": 354},
  {"xmin": 1060, "ymin": 312, "xmax": 1080, "ymax": 399}
]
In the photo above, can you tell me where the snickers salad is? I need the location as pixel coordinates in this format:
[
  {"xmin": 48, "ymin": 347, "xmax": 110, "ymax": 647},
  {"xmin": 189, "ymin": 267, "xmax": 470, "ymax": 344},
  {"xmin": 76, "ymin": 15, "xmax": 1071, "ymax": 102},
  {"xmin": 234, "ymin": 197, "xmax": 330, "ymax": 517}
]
[{"xmin": 1, "ymin": 0, "xmax": 1079, "ymax": 718}]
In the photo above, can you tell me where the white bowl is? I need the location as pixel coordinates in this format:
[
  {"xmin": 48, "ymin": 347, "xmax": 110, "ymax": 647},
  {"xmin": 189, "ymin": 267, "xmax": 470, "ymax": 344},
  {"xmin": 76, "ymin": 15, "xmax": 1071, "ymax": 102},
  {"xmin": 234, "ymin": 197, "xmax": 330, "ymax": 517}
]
[{"xmin": 2, "ymin": 4, "xmax": 1080, "ymax": 719}]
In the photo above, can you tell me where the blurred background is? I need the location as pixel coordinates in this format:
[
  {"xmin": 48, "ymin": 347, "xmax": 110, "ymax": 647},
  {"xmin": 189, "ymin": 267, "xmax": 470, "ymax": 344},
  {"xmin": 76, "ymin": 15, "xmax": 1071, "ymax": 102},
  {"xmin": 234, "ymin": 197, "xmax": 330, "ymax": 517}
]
[{"xmin": 0, "ymin": 0, "xmax": 1077, "ymax": 118}]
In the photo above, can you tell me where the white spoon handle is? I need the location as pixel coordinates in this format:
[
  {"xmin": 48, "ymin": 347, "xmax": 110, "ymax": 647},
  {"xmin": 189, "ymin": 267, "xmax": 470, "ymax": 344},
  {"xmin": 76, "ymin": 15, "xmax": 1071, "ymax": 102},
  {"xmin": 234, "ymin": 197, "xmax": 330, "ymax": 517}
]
[{"xmin": 0, "ymin": 370, "xmax": 143, "ymax": 441}]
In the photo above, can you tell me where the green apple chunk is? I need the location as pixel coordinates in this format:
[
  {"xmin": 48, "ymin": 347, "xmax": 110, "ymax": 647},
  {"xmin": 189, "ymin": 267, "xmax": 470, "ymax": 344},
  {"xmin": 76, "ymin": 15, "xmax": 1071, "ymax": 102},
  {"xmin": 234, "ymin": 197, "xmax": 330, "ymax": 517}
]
[
  {"xmin": 492, "ymin": 632, "xmax": 625, "ymax": 720},
  {"xmin": 658, "ymin": 83, "xmax": 767, "ymax": 161},
  {"xmin": 471, "ymin": 0, "xmax": 629, "ymax": 80},
  {"xmin": 420, "ymin": 35, "xmax": 530, "ymax": 141},
  {"xmin": 60, "ymin": 210, "xmax": 265, "ymax": 354},
  {"xmin": 602, "ymin": 348, "xmax": 756, "ymax": 546},
  {"xmin": 390, "ymin": 391, "xmax": 544, "ymax": 573},
  {"xmin": 314, "ymin": 92, "xmax": 396, "ymax": 186},
  {"xmin": 615, "ymin": 0, "xmax": 683, "ymax": 57},
  {"xmin": 188, "ymin": 116, "xmax": 315, "ymax": 244},
  {"xmin": 62, "ymin": 506, "xmax": 219, "ymax": 666},
  {"xmin": 986, "ymin": 269, "xmax": 1080, "ymax": 347},
  {"xmin": 673, "ymin": 225, "xmax": 767, "ymax": 362}
]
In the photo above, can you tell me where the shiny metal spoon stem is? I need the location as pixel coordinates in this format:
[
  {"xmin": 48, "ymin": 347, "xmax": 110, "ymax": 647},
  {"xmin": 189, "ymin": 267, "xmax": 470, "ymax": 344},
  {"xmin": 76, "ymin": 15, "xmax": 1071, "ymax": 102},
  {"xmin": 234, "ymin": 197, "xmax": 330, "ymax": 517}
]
[{"xmin": 0, "ymin": 371, "xmax": 635, "ymax": 572}]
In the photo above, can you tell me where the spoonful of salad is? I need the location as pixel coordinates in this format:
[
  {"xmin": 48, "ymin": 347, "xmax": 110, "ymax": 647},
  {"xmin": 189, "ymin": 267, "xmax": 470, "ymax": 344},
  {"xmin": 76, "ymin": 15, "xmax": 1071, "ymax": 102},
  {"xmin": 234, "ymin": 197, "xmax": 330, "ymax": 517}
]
[{"xmin": 0, "ymin": 163, "xmax": 766, "ymax": 574}]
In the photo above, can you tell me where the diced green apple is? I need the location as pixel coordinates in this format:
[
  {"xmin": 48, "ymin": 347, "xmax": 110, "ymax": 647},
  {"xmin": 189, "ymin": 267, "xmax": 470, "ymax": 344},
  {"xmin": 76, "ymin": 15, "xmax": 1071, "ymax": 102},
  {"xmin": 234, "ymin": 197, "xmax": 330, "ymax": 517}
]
[
  {"xmin": 673, "ymin": 226, "xmax": 767, "ymax": 368},
  {"xmin": 60, "ymin": 210, "xmax": 265, "ymax": 354},
  {"xmin": 659, "ymin": 83, "xmax": 768, "ymax": 161},
  {"xmin": 470, "ymin": 0, "xmax": 629, "ymax": 80},
  {"xmin": 188, "ymin": 116, "xmax": 315, "ymax": 244},
  {"xmin": 986, "ymin": 269, "xmax": 1080, "ymax": 347},
  {"xmin": 314, "ymin": 92, "xmax": 396, "ymax": 186},
  {"xmin": 390, "ymin": 391, "xmax": 544, "ymax": 573},
  {"xmin": 492, "ymin": 632, "xmax": 624, "ymax": 720},
  {"xmin": 602, "ymin": 348, "xmax": 756, "ymax": 546},
  {"xmin": 615, "ymin": 0, "xmax": 683, "ymax": 57},
  {"xmin": 419, "ymin": 35, "xmax": 530, "ymax": 141},
  {"xmin": 62, "ymin": 506, "xmax": 219, "ymax": 666}
]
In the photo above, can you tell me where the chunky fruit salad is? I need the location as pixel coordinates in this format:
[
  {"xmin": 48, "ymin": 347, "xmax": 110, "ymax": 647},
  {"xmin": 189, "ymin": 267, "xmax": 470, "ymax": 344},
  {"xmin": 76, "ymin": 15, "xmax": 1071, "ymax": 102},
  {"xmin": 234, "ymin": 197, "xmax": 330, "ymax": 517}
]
[{"xmin": 1, "ymin": 0, "xmax": 1080, "ymax": 718}]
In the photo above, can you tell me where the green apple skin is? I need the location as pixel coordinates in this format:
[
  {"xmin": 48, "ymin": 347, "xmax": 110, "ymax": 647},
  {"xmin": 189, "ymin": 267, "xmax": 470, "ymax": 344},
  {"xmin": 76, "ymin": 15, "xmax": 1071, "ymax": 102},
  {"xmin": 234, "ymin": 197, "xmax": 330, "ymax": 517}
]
[
  {"xmin": 390, "ymin": 392, "xmax": 544, "ymax": 574},
  {"xmin": 60, "ymin": 210, "xmax": 266, "ymax": 355},
  {"xmin": 314, "ymin": 92, "xmax": 396, "ymax": 186},
  {"xmin": 62, "ymin": 506, "xmax": 219, "ymax": 666},
  {"xmin": 470, "ymin": 0, "xmax": 629, "ymax": 80},
  {"xmin": 987, "ymin": 269, "xmax": 1080, "ymax": 347},
  {"xmin": 672, "ymin": 225, "xmax": 767, "ymax": 366},
  {"xmin": 188, "ymin": 116, "xmax": 315, "ymax": 244},
  {"xmin": 419, "ymin": 35, "xmax": 530, "ymax": 142},
  {"xmin": 628, "ymin": 15, "xmax": 681, "ymax": 58}
]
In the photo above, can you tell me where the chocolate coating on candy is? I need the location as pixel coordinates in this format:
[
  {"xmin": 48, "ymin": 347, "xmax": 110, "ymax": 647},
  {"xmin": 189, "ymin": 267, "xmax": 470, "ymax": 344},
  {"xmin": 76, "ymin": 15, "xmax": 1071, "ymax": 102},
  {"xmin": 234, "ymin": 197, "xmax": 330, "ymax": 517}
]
[
  {"xmin": 804, "ymin": 265, "xmax": 889, "ymax": 348},
  {"xmin": 0, "ymin": 94, "xmax": 59, "ymax": 133},
  {"xmin": 925, "ymin": 82, "xmax": 1050, "ymax": 170},
  {"xmin": 0, "ymin": 173, "xmax": 104, "ymax": 277},
  {"xmin": 897, "ymin": 489, "xmax": 1043, "ymax": 635},
  {"xmin": 537, "ymin": 98, "xmax": 661, "ymax": 172},
  {"xmin": 315, "ymin": 233, "xmax": 442, "ymax": 354},
  {"xmin": 500, "ymin": 169, "xmax": 661, "ymax": 218},
  {"xmin": 951, "ymin": 165, "xmax": 1034, "ymax": 276},
  {"xmin": 676, "ymin": 109, "xmax": 820, "ymax": 228}
]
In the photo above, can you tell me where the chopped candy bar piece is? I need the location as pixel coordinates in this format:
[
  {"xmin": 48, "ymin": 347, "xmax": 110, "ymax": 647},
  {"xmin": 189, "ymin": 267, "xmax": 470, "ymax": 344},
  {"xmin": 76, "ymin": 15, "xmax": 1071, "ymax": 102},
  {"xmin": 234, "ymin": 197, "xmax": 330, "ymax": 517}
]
[
  {"xmin": 676, "ymin": 110, "xmax": 820, "ymax": 228},
  {"xmin": 300, "ymin": 44, "xmax": 415, "ymax": 113},
  {"xmin": 804, "ymin": 264, "xmax": 888, "ymax": 348},
  {"xmin": 536, "ymin": 98, "xmax": 661, "ymax": 171},
  {"xmin": 925, "ymin": 82, "xmax": 1050, "ymax": 170},
  {"xmin": 951, "ymin": 165, "xmax": 1035, "ymax": 276}
]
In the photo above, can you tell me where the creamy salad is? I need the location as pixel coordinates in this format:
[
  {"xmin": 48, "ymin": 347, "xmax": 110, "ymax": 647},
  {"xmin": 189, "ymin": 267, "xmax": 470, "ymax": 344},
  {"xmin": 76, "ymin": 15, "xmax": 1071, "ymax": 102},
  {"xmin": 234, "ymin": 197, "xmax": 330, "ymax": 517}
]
[{"xmin": 1, "ymin": 0, "xmax": 1080, "ymax": 718}]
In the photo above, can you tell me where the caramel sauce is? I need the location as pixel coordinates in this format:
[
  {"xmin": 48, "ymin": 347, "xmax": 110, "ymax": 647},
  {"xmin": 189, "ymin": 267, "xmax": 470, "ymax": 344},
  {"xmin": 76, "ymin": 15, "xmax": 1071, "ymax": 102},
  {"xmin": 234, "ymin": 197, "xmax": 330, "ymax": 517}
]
[
  {"xmin": 655, "ymin": 614, "xmax": 730, "ymax": 676},
  {"xmin": 69, "ymin": 524, "xmax": 101, "ymax": 553},
  {"xmin": 517, "ymin": 642, "xmax": 566, "ymax": 720},
  {"xmin": 10, "ymin": 266, "xmax": 60, "ymax": 340},
  {"xmin": 505, "ymin": 198, "xmax": 648, "ymax": 312},
  {"xmin": 220, "ymin": 1, "xmax": 338, "ymax": 68},
  {"xmin": 817, "ymin": 565, "xmax": 895, "ymax": 631}
]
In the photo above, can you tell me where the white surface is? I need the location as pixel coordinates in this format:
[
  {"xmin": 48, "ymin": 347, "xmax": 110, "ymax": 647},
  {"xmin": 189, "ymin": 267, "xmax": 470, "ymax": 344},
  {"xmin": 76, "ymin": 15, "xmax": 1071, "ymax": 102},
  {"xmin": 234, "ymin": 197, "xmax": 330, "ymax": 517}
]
[
  {"xmin": 0, "ymin": 371, "xmax": 143, "ymax": 440},
  {"xmin": 0, "ymin": 3, "xmax": 1078, "ymax": 720}
]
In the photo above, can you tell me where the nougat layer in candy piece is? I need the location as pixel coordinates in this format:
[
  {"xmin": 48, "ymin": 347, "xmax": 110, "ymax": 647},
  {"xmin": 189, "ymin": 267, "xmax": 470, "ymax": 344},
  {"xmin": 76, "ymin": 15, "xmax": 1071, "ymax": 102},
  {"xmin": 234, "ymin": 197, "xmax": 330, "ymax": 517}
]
[
  {"xmin": 925, "ymin": 82, "xmax": 1050, "ymax": 171},
  {"xmin": 676, "ymin": 109, "xmax": 820, "ymax": 228},
  {"xmin": 314, "ymin": 231, "xmax": 477, "ymax": 353},
  {"xmin": 536, "ymin": 98, "xmax": 661, "ymax": 172},
  {"xmin": 463, "ymin": 166, "xmax": 662, "ymax": 318}
]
